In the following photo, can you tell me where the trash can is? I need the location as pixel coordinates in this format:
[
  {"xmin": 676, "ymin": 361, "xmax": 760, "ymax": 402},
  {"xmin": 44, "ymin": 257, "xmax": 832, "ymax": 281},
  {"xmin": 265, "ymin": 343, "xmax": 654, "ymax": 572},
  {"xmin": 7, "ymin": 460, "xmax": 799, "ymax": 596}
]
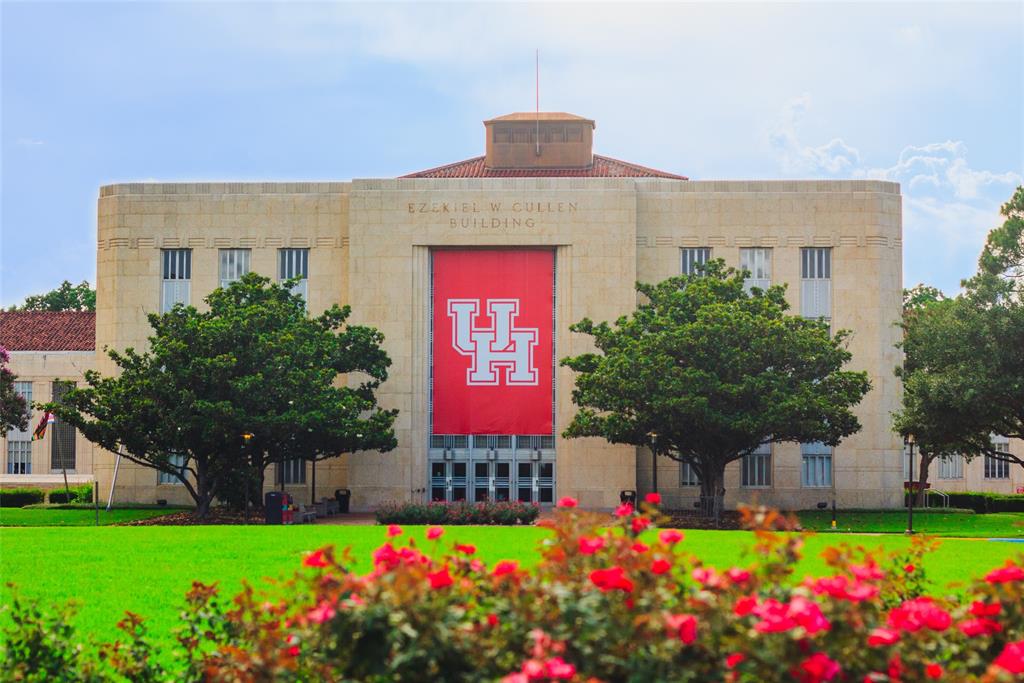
[
  {"xmin": 619, "ymin": 490, "xmax": 637, "ymax": 505},
  {"xmin": 265, "ymin": 491, "xmax": 286, "ymax": 525},
  {"xmin": 335, "ymin": 488, "xmax": 351, "ymax": 514}
]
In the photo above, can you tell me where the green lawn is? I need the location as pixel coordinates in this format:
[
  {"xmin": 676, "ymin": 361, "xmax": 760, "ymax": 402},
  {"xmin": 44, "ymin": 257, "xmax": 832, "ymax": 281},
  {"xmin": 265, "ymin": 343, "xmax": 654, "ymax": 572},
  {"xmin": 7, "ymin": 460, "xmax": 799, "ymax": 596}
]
[
  {"xmin": 0, "ymin": 507, "xmax": 179, "ymax": 527},
  {"xmin": 2, "ymin": 525, "xmax": 1022, "ymax": 648},
  {"xmin": 797, "ymin": 509, "xmax": 1024, "ymax": 537}
]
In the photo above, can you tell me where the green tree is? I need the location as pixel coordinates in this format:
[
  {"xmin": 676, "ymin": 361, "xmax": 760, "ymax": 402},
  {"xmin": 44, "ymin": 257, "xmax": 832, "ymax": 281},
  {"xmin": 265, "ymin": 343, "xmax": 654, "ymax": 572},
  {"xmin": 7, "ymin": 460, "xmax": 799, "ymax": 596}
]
[
  {"xmin": 0, "ymin": 346, "xmax": 30, "ymax": 436},
  {"xmin": 972, "ymin": 185, "xmax": 1024, "ymax": 299},
  {"xmin": 561, "ymin": 260, "xmax": 870, "ymax": 518},
  {"xmin": 9, "ymin": 280, "xmax": 96, "ymax": 312},
  {"xmin": 49, "ymin": 273, "xmax": 397, "ymax": 517}
]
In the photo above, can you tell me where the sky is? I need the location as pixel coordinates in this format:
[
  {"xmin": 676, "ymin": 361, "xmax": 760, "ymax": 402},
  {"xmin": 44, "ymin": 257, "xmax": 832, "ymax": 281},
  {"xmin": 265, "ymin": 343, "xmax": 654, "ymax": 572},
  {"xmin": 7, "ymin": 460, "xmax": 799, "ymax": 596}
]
[{"xmin": 1, "ymin": 1, "xmax": 1022, "ymax": 307}]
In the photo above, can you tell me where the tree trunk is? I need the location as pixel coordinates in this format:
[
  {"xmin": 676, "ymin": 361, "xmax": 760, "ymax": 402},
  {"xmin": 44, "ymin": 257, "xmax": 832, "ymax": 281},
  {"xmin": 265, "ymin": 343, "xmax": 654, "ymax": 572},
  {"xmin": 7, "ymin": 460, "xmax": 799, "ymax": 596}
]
[
  {"xmin": 915, "ymin": 453, "xmax": 934, "ymax": 508},
  {"xmin": 193, "ymin": 466, "xmax": 214, "ymax": 519},
  {"xmin": 697, "ymin": 460, "xmax": 727, "ymax": 524}
]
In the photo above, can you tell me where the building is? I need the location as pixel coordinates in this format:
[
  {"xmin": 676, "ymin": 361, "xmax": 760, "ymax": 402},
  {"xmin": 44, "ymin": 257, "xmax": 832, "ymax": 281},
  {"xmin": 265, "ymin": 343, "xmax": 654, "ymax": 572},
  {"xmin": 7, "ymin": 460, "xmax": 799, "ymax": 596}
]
[{"xmin": 6, "ymin": 111, "xmax": 1016, "ymax": 510}]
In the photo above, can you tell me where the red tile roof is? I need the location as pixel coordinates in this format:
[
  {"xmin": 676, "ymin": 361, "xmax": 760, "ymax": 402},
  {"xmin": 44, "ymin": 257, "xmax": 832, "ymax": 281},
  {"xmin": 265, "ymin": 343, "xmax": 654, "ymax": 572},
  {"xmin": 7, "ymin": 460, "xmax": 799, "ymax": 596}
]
[
  {"xmin": 0, "ymin": 312, "xmax": 96, "ymax": 351},
  {"xmin": 485, "ymin": 112, "xmax": 595, "ymax": 126},
  {"xmin": 402, "ymin": 154, "xmax": 687, "ymax": 180}
]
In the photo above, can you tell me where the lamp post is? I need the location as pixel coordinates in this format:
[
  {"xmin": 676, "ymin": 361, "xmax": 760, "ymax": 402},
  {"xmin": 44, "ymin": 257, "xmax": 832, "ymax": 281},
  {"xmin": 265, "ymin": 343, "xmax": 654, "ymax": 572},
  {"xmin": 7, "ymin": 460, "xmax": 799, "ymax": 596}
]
[
  {"xmin": 650, "ymin": 431, "xmax": 659, "ymax": 495},
  {"xmin": 905, "ymin": 435, "xmax": 915, "ymax": 535},
  {"xmin": 242, "ymin": 432, "xmax": 254, "ymax": 524}
]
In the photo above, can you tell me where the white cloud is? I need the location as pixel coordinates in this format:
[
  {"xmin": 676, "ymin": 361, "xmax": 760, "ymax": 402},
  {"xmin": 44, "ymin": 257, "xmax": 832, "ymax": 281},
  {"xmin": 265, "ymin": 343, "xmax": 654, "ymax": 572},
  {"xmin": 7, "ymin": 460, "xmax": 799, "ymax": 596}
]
[
  {"xmin": 15, "ymin": 137, "xmax": 44, "ymax": 146},
  {"xmin": 860, "ymin": 141, "xmax": 1022, "ymax": 200},
  {"xmin": 768, "ymin": 95, "xmax": 861, "ymax": 175}
]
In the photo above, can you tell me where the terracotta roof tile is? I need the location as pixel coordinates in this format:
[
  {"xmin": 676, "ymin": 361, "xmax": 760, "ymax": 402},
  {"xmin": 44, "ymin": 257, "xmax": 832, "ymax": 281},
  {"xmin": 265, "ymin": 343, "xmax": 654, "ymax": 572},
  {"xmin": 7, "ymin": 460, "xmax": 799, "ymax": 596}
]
[
  {"xmin": 0, "ymin": 312, "xmax": 96, "ymax": 352},
  {"xmin": 485, "ymin": 112, "xmax": 595, "ymax": 125},
  {"xmin": 402, "ymin": 154, "xmax": 687, "ymax": 180}
]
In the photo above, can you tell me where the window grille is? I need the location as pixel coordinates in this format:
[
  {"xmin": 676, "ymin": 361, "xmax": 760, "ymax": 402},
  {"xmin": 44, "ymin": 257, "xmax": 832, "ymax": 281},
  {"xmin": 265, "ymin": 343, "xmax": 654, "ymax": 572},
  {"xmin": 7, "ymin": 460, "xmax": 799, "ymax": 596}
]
[
  {"xmin": 279, "ymin": 248, "xmax": 309, "ymax": 301},
  {"xmin": 219, "ymin": 249, "xmax": 251, "ymax": 288},
  {"xmin": 680, "ymin": 461, "xmax": 700, "ymax": 487},
  {"xmin": 937, "ymin": 455, "xmax": 964, "ymax": 480},
  {"xmin": 985, "ymin": 437, "xmax": 1010, "ymax": 479},
  {"xmin": 7, "ymin": 442, "xmax": 31, "ymax": 474},
  {"xmin": 681, "ymin": 248, "xmax": 711, "ymax": 276},
  {"xmin": 161, "ymin": 249, "xmax": 192, "ymax": 313},
  {"xmin": 800, "ymin": 442, "xmax": 832, "ymax": 488},
  {"xmin": 740, "ymin": 248, "xmax": 772, "ymax": 292},
  {"xmin": 157, "ymin": 453, "xmax": 187, "ymax": 485},
  {"xmin": 800, "ymin": 248, "xmax": 832, "ymax": 321},
  {"xmin": 50, "ymin": 381, "xmax": 76, "ymax": 471},
  {"xmin": 276, "ymin": 458, "xmax": 307, "ymax": 484},
  {"xmin": 741, "ymin": 442, "xmax": 772, "ymax": 487}
]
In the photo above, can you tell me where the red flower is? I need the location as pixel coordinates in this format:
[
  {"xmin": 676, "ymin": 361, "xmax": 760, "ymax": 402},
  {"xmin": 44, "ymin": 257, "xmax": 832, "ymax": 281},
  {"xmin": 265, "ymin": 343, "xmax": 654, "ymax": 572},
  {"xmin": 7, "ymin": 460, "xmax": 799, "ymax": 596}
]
[
  {"xmin": 631, "ymin": 516, "xmax": 652, "ymax": 533},
  {"xmin": 887, "ymin": 597, "xmax": 951, "ymax": 633},
  {"xmin": 426, "ymin": 526, "xmax": 444, "ymax": 540},
  {"xmin": 985, "ymin": 563, "xmax": 1024, "ymax": 584},
  {"xmin": 659, "ymin": 529, "xmax": 684, "ymax": 545},
  {"xmin": 631, "ymin": 541, "xmax": 650, "ymax": 553},
  {"xmin": 969, "ymin": 600, "xmax": 1001, "ymax": 617},
  {"xmin": 807, "ymin": 575, "xmax": 879, "ymax": 603},
  {"xmin": 614, "ymin": 502, "xmax": 634, "ymax": 517},
  {"xmin": 287, "ymin": 645, "xmax": 300, "ymax": 657},
  {"xmin": 867, "ymin": 628, "xmax": 900, "ymax": 647},
  {"xmin": 726, "ymin": 653, "xmax": 746, "ymax": 669},
  {"xmin": 645, "ymin": 492, "xmax": 662, "ymax": 505},
  {"xmin": 726, "ymin": 567, "xmax": 751, "ymax": 584},
  {"xmin": 302, "ymin": 549, "xmax": 329, "ymax": 568},
  {"xmin": 307, "ymin": 600, "xmax": 336, "ymax": 624},
  {"xmin": 493, "ymin": 560, "xmax": 519, "ymax": 576},
  {"xmin": 545, "ymin": 657, "xmax": 576, "ymax": 680},
  {"xmin": 796, "ymin": 652, "xmax": 840, "ymax": 683},
  {"xmin": 734, "ymin": 596, "xmax": 758, "ymax": 617},
  {"xmin": 427, "ymin": 567, "xmax": 454, "ymax": 589},
  {"xmin": 924, "ymin": 663, "xmax": 943, "ymax": 679},
  {"xmin": 386, "ymin": 524, "xmax": 403, "ymax": 538},
  {"xmin": 692, "ymin": 567, "xmax": 722, "ymax": 589},
  {"xmin": 487, "ymin": 613, "xmax": 500, "ymax": 628},
  {"xmin": 556, "ymin": 496, "xmax": 578, "ymax": 508},
  {"xmin": 578, "ymin": 536, "xmax": 606, "ymax": 555},
  {"xmin": 589, "ymin": 566, "xmax": 634, "ymax": 593},
  {"xmin": 993, "ymin": 640, "xmax": 1024, "ymax": 674},
  {"xmin": 850, "ymin": 562, "xmax": 885, "ymax": 582},
  {"xmin": 651, "ymin": 558, "xmax": 671, "ymax": 575},
  {"xmin": 753, "ymin": 597, "xmax": 829, "ymax": 635},
  {"xmin": 958, "ymin": 618, "xmax": 1002, "ymax": 637},
  {"xmin": 455, "ymin": 543, "xmax": 477, "ymax": 555},
  {"xmin": 665, "ymin": 613, "xmax": 698, "ymax": 644}
]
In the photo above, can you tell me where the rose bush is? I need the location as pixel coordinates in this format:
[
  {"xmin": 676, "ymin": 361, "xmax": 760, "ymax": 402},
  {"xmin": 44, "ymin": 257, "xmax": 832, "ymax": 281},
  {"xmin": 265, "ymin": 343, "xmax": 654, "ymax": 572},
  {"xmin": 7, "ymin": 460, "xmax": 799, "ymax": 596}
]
[{"xmin": 3, "ymin": 501, "xmax": 1023, "ymax": 682}]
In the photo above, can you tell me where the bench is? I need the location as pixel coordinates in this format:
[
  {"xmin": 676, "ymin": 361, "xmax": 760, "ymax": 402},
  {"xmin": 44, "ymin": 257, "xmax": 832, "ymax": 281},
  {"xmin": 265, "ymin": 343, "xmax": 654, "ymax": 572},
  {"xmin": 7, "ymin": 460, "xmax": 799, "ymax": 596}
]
[{"xmin": 296, "ymin": 503, "xmax": 317, "ymax": 524}]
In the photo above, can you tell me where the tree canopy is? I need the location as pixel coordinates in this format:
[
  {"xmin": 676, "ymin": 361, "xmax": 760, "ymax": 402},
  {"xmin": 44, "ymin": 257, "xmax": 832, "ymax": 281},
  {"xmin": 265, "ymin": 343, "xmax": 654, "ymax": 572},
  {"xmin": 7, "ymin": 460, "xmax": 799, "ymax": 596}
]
[
  {"xmin": 561, "ymin": 260, "xmax": 870, "ymax": 517},
  {"xmin": 0, "ymin": 346, "xmax": 29, "ymax": 437},
  {"xmin": 8, "ymin": 280, "xmax": 96, "ymax": 312},
  {"xmin": 50, "ymin": 273, "xmax": 397, "ymax": 516}
]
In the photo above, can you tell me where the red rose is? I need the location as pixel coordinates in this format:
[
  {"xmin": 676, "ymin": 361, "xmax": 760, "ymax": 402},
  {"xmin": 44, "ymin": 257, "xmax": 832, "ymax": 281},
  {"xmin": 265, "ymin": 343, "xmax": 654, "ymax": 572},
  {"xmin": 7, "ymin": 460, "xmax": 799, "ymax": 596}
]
[
  {"xmin": 969, "ymin": 600, "xmax": 1001, "ymax": 617},
  {"xmin": 958, "ymin": 618, "xmax": 1002, "ymax": 637},
  {"xmin": 487, "ymin": 613, "xmax": 499, "ymax": 627},
  {"xmin": 386, "ymin": 524, "xmax": 402, "ymax": 538},
  {"xmin": 867, "ymin": 628, "xmax": 900, "ymax": 647},
  {"xmin": 427, "ymin": 567, "xmax": 454, "ymax": 589},
  {"xmin": 985, "ymin": 563, "xmax": 1024, "ymax": 583},
  {"xmin": 556, "ymin": 496, "xmax": 578, "ymax": 508},
  {"xmin": 631, "ymin": 541, "xmax": 650, "ymax": 553},
  {"xmin": 726, "ymin": 653, "xmax": 746, "ymax": 669},
  {"xmin": 993, "ymin": 640, "xmax": 1024, "ymax": 674},
  {"xmin": 644, "ymin": 492, "xmax": 662, "ymax": 505},
  {"xmin": 589, "ymin": 566, "xmax": 634, "ymax": 593},
  {"xmin": 925, "ymin": 663, "xmax": 943, "ymax": 679},
  {"xmin": 726, "ymin": 567, "xmax": 751, "ymax": 584},
  {"xmin": 651, "ymin": 558, "xmax": 671, "ymax": 575},
  {"xmin": 545, "ymin": 657, "xmax": 576, "ymax": 680},
  {"xmin": 426, "ymin": 526, "xmax": 444, "ymax": 540},
  {"xmin": 455, "ymin": 543, "xmax": 477, "ymax": 555},
  {"xmin": 734, "ymin": 596, "xmax": 758, "ymax": 617},
  {"xmin": 578, "ymin": 536, "xmax": 606, "ymax": 555},
  {"xmin": 666, "ymin": 613, "xmax": 698, "ymax": 644},
  {"xmin": 493, "ymin": 560, "xmax": 519, "ymax": 576},
  {"xmin": 659, "ymin": 529, "xmax": 684, "ymax": 545},
  {"xmin": 796, "ymin": 652, "xmax": 840, "ymax": 683},
  {"xmin": 302, "ymin": 549, "xmax": 330, "ymax": 568},
  {"xmin": 307, "ymin": 600, "xmax": 336, "ymax": 624},
  {"xmin": 631, "ymin": 516, "xmax": 652, "ymax": 533},
  {"xmin": 887, "ymin": 597, "xmax": 951, "ymax": 633},
  {"xmin": 614, "ymin": 502, "xmax": 634, "ymax": 517}
]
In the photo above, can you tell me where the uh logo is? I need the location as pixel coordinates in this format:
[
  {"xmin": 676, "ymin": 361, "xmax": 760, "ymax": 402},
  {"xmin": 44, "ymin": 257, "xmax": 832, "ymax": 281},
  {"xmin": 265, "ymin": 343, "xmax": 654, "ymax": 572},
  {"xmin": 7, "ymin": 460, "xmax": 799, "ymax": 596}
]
[{"xmin": 447, "ymin": 299, "xmax": 539, "ymax": 386}]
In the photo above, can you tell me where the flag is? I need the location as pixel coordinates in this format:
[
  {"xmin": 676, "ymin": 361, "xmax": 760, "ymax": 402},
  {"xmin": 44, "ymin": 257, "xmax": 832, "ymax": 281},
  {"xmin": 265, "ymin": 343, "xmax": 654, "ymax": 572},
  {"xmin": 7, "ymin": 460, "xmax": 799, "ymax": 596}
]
[{"xmin": 32, "ymin": 412, "xmax": 55, "ymax": 441}]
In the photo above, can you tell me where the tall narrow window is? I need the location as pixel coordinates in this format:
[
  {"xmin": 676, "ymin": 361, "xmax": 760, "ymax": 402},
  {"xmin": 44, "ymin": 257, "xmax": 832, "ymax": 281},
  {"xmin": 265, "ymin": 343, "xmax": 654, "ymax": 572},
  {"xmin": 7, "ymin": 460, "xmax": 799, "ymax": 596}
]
[
  {"xmin": 161, "ymin": 249, "xmax": 192, "ymax": 313},
  {"xmin": 680, "ymin": 462, "xmax": 700, "ymax": 487},
  {"xmin": 279, "ymin": 248, "xmax": 309, "ymax": 302},
  {"xmin": 741, "ymin": 442, "xmax": 772, "ymax": 487},
  {"xmin": 50, "ymin": 381, "xmax": 76, "ymax": 471},
  {"xmin": 157, "ymin": 453, "xmax": 187, "ymax": 485},
  {"xmin": 740, "ymin": 248, "xmax": 772, "ymax": 292},
  {"xmin": 276, "ymin": 458, "xmax": 307, "ymax": 485},
  {"xmin": 985, "ymin": 437, "xmax": 1010, "ymax": 479},
  {"xmin": 681, "ymin": 248, "xmax": 711, "ymax": 276},
  {"xmin": 218, "ymin": 249, "xmax": 251, "ymax": 289},
  {"xmin": 6, "ymin": 381, "xmax": 32, "ymax": 474},
  {"xmin": 800, "ymin": 248, "xmax": 832, "ymax": 321},
  {"xmin": 937, "ymin": 455, "xmax": 964, "ymax": 480},
  {"xmin": 801, "ymin": 442, "xmax": 832, "ymax": 488}
]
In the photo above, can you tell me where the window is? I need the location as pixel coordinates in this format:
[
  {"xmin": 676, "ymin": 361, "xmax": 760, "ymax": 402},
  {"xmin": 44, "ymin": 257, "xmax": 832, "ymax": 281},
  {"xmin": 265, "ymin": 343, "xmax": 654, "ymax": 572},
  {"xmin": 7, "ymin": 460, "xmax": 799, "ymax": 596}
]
[
  {"xmin": 157, "ymin": 453, "xmax": 187, "ymax": 485},
  {"xmin": 50, "ymin": 381, "xmax": 76, "ymax": 471},
  {"xmin": 681, "ymin": 248, "xmax": 712, "ymax": 276},
  {"xmin": 219, "ymin": 249, "xmax": 251, "ymax": 288},
  {"xmin": 740, "ymin": 248, "xmax": 772, "ymax": 292},
  {"xmin": 279, "ymin": 248, "xmax": 309, "ymax": 301},
  {"xmin": 800, "ymin": 248, "xmax": 832, "ymax": 321},
  {"xmin": 6, "ymin": 381, "xmax": 32, "ymax": 474},
  {"xmin": 937, "ymin": 455, "xmax": 964, "ymax": 480},
  {"xmin": 985, "ymin": 437, "xmax": 1011, "ymax": 479},
  {"xmin": 680, "ymin": 462, "xmax": 700, "ymax": 487},
  {"xmin": 161, "ymin": 249, "xmax": 192, "ymax": 313},
  {"xmin": 276, "ymin": 458, "xmax": 307, "ymax": 485},
  {"xmin": 741, "ymin": 442, "xmax": 772, "ymax": 487},
  {"xmin": 801, "ymin": 442, "xmax": 832, "ymax": 487}
]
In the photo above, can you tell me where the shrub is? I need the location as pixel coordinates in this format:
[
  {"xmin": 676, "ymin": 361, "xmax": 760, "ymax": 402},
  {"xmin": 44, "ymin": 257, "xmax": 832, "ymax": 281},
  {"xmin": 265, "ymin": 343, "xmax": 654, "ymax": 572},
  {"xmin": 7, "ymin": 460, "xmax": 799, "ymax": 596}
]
[
  {"xmin": 0, "ymin": 487, "xmax": 45, "ymax": 507},
  {"xmin": 48, "ymin": 484, "xmax": 94, "ymax": 505},
  {"xmin": 375, "ymin": 500, "xmax": 540, "ymax": 525},
  {"xmin": 945, "ymin": 491, "xmax": 1024, "ymax": 514},
  {"xmin": 4, "ymin": 501, "xmax": 1024, "ymax": 681}
]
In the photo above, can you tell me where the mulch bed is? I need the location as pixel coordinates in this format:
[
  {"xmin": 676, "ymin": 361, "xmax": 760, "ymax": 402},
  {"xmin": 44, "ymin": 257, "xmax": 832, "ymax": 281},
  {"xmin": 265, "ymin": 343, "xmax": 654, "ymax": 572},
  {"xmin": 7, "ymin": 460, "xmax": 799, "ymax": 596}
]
[
  {"xmin": 121, "ymin": 509, "xmax": 265, "ymax": 526},
  {"xmin": 660, "ymin": 510, "xmax": 745, "ymax": 530}
]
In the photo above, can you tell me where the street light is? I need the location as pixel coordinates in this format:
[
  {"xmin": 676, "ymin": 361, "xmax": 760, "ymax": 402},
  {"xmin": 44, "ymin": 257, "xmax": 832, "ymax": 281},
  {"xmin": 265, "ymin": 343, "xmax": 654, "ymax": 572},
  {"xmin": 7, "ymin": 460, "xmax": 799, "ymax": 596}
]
[
  {"xmin": 242, "ymin": 432, "xmax": 254, "ymax": 524},
  {"xmin": 905, "ymin": 434, "xmax": 916, "ymax": 535}
]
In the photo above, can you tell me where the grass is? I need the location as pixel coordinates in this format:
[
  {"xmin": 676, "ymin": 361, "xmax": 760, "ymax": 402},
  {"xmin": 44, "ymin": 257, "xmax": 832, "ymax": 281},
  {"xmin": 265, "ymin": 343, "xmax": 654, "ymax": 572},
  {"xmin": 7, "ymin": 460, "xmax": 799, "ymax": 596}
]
[
  {"xmin": 0, "ymin": 507, "xmax": 179, "ymax": 527},
  {"xmin": 797, "ymin": 509, "xmax": 1024, "ymax": 537},
  {"xmin": 2, "ymin": 524, "xmax": 1022, "ymax": 648}
]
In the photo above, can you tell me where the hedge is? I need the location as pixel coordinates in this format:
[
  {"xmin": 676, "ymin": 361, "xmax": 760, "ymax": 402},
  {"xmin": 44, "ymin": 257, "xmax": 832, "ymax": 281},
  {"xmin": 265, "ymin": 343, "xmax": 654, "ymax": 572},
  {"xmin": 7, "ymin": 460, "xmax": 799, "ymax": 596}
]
[
  {"xmin": 375, "ymin": 500, "xmax": 540, "ymax": 525},
  {"xmin": 944, "ymin": 491, "xmax": 1024, "ymax": 514},
  {"xmin": 0, "ymin": 487, "xmax": 45, "ymax": 507},
  {"xmin": 47, "ymin": 484, "xmax": 94, "ymax": 505}
]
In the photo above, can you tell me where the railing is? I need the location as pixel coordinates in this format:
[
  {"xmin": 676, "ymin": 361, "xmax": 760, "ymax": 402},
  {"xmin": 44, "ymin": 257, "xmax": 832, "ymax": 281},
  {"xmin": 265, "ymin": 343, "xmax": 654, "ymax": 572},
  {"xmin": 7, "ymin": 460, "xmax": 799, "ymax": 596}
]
[{"xmin": 924, "ymin": 489, "xmax": 949, "ymax": 509}]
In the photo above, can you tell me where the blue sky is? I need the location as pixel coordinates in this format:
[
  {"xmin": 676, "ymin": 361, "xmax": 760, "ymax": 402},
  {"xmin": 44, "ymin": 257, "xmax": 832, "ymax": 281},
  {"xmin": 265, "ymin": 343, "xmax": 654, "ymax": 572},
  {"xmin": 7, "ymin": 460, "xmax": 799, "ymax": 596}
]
[{"xmin": 2, "ymin": 1, "xmax": 1021, "ymax": 306}]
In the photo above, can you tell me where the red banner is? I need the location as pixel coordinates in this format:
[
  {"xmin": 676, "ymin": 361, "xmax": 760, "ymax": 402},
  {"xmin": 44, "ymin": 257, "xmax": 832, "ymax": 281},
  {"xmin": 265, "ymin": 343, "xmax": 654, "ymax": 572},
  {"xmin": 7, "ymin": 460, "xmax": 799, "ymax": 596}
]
[{"xmin": 432, "ymin": 249, "xmax": 554, "ymax": 435}]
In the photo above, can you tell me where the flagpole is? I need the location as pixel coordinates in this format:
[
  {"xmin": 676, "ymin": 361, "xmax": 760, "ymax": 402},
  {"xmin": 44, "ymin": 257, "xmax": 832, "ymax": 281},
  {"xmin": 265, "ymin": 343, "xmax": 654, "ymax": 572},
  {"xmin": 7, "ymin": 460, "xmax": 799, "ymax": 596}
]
[{"xmin": 106, "ymin": 445, "xmax": 123, "ymax": 511}]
